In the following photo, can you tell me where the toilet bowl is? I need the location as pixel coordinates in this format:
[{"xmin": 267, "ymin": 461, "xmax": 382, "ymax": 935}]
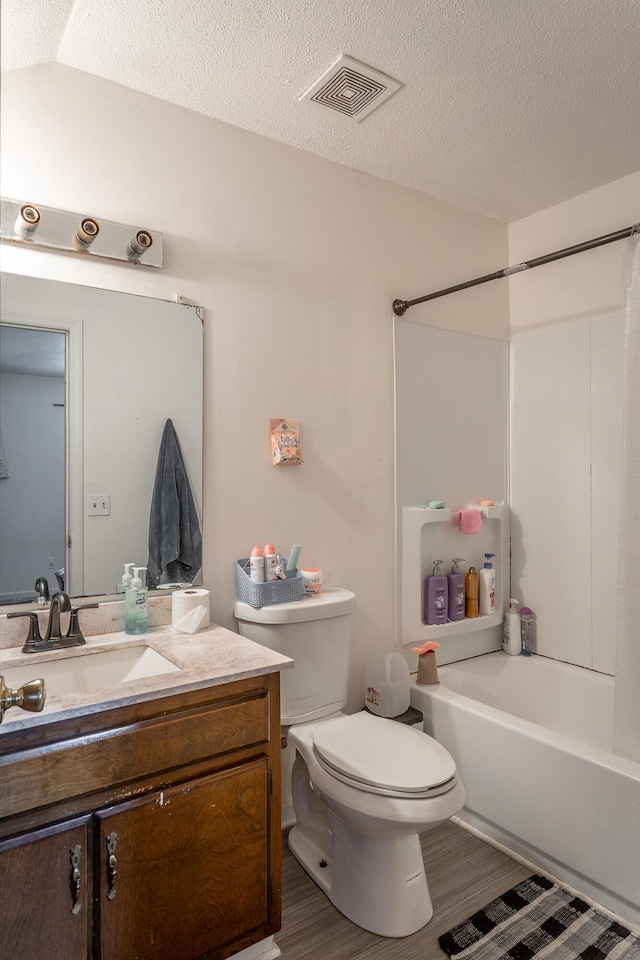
[
  {"xmin": 234, "ymin": 588, "xmax": 465, "ymax": 937},
  {"xmin": 287, "ymin": 711, "xmax": 465, "ymax": 937}
]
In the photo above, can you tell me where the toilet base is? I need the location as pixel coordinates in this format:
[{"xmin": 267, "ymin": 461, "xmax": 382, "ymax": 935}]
[
  {"xmin": 286, "ymin": 720, "xmax": 465, "ymax": 937},
  {"xmin": 288, "ymin": 814, "xmax": 433, "ymax": 938}
]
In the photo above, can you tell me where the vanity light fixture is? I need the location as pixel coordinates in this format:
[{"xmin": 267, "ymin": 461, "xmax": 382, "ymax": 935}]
[
  {"xmin": 14, "ymin": 203, "xmax": 41, "ymax": 239},
  {"xmin": 127, "ymin": 229, "xmax": 153, "ymax": 261},
  {"xmin": 0, "ymin": 197, "xmax": 163, "ymax": 268},
  {"xmin": 74, "ymin": 217, "xmax": 100, "ymax": 250}
]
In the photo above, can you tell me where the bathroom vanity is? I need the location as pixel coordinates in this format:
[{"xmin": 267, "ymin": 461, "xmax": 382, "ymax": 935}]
[{"xmin": 0, "ymin": 622, "xmax": 292, "ymax": 960}]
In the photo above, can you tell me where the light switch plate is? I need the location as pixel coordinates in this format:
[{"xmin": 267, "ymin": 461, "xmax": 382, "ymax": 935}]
[{"xmin": 87, "ymin": 494, "xmax": 111, "ymax": 516}]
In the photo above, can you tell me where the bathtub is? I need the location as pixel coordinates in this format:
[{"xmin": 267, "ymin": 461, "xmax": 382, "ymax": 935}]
[{"xmin": 410, "ymin": 651, "xmax": 640, "ymax": 925}]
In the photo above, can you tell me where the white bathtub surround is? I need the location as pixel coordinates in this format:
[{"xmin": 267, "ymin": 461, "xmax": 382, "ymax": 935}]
[
  {"xmin": 615, "ymin": 235, "xmax": 640, "ymax": 764},
  {"xmin": 509, "ymin": 175, "xmax": 640, "ymax": 680},
  {"xmin": 411, "ymin": 651, "xmax": 640, "ymax": 926},
  {"xmin": 394, "ymin": 321, "xmax": 509, "ymax": 668}
]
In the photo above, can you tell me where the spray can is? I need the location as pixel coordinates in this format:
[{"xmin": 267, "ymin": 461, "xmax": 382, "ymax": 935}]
[
  {"xmin": 264, "ymin": 544, "xmax": 278, "ymax": 582},
  {"xmin": 249, "ymin": 546, "xmax": 264, "ymax": 583}
]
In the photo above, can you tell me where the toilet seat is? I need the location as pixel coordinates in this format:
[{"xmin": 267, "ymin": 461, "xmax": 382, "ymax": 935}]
[{"xmin": 311, "ymin": 712, "xmax": 458, "ymax": 799}]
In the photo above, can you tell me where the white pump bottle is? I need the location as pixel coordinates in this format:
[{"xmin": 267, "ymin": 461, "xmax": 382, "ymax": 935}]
[
  {"xmin": 502, "ymin": 598, "xmax": 521, "ymax": 655},
  {"xmin": 117, "ymin": 562, "xmax": 135, "ymax": 594},
  {"xmin": 478, "ymin": 553, "xmax": 496, "ymax": 615}
]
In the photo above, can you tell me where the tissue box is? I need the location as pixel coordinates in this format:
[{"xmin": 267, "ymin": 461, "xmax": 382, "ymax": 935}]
[{"xmin": 235, "ymin": 558, "xmax": 303, "ymax": 608}]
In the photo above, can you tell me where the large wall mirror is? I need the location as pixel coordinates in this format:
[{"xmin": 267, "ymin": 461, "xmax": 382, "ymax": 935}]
[{"xmin": 0, "ymin": 273, "xmax": 203, "ymax": 606}]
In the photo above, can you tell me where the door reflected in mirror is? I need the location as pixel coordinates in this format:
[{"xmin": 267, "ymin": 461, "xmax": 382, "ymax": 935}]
[
  {"xmin": 0, "ymin": 273, "xmax": 203, "ymax": 606},
  {"xmin": 0, "ymin": 325, "xmax": 67, "ymax": 597}
]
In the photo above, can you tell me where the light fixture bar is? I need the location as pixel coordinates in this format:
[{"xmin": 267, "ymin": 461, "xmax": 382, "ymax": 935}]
[{"xmin": 0, "ymin": 197, "xmax": 163, "ymax": 268}]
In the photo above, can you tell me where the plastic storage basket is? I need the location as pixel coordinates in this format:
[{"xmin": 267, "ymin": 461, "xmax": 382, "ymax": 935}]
[{"xmin": 236, "ymin": 558, "xmax": 303, "ymax": 608}]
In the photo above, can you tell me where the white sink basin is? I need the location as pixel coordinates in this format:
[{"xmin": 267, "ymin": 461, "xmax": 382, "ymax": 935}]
[{"xmin": 1, "ymin": 645, "xmax": 181, "ymax": 698}]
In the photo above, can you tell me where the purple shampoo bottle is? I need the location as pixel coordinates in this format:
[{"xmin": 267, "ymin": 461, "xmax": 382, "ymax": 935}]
[
  {"xmin": 425, "ymin": 560, "xmax": 448, "ymax": 625},
  {"xmin": 447, "ymin": 558, "xmax": 466, "ymax": 621}
]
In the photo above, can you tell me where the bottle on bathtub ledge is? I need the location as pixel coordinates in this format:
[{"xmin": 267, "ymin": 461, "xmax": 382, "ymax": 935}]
[
  {"xmin": 425, "ymin": 560, "xmax": 448, "ymax": 625},
  {"xmin": 519, "ymin": 606, "xmax": 536, "ymax": 655},
  {"xmin": 503, "ymin": 599, "xmax": 521, "ymax": 655}
]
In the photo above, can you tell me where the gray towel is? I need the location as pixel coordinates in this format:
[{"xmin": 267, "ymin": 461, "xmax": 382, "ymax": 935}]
[{"xmin": 147, "ymin": 419, "xmax": 202, "ymax": 589}]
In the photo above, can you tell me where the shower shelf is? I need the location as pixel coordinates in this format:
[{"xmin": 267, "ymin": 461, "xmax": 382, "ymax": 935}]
[{"xmin": 400, "ymin": 504, "xmax": 505, "ymax": 646}]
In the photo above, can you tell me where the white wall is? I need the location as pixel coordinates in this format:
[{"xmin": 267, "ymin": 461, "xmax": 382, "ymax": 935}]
[
  {"xmin": 0, "ymin": 372, "xmax": 65, "ymax": 600},
  {"xmin": 509, "ymin": 171, "xmax": 639, "ymax": 673},
  {"xmin": 0, "ymin": 63, "xmax": 508, "ymax": 709}
]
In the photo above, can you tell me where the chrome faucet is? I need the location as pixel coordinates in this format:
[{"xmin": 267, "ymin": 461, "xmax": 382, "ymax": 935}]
[
  {"xmin": 44, "ymin": 591, "xmax": 72, "ymax": 641},
  {"xmin": 34, "ymin": 576, "xmax": 50, "ymax": 606}
]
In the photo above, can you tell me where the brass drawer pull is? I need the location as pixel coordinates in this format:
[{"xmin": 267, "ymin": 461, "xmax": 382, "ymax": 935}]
[
  {"xmin": 106, "ymin": 832, "xmax": 118, "ymax": 900},
  {"xmin": 70, "ymin": 844, "xmax": 82, "ymax": 915}
]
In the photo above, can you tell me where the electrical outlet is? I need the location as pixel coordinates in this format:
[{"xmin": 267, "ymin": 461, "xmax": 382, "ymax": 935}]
[
  {"xmin": 87, "ymin": 494, "xmax": 111, "ymax": 516},
  {"xmin": 47, "ymin": 557, "xmax": 55, "ymax": 568}
]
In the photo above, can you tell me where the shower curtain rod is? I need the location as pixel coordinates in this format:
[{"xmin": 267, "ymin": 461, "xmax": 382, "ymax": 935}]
[{"xmin": 392, "ymin": 223, "xmax": 638, "ymax": 316}]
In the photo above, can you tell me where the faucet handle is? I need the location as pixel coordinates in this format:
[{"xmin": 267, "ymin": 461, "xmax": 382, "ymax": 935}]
[
  {"xmin": 66, "ymin": 603, "xmax": 99, "ymax": 642},
  {"xmin": 6, "ymin": 611, "xmax": 43, "ymax": 651}
]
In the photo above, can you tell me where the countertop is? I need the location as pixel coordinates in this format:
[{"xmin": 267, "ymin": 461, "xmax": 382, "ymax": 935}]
[{"xmin": 0, "ymin": 622, "xmax": 293, "ymax": 733}]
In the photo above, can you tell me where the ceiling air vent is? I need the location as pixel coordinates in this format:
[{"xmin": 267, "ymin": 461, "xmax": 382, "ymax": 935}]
[{"xmin": 299, "ymin": 54, "xmax": 402, "ymax": 122}]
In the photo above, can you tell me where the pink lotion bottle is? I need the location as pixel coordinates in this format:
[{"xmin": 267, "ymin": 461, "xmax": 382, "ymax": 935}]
[{"xmin": 424, "ymin": 560, "xmax": 448, "ymax": 625}]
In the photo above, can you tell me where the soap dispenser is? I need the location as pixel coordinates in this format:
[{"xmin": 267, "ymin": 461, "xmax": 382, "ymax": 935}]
[
  {"xmin": 478, "ymin": 553, "xmax": 496, "ymax": 616},
  {"xmin": 117, "ymin": 562, "xmax": 135, "ymax": 594},
  {"xmin": 125, "ymin": 566, "xmax": 148, "ymax": 635},
  {"xmin": 447, "ymin": 558, "xmax": 466, "ymax": 621},
  {"xmin": 425, "ymin": 560, "xmax": 448, "ymax": 625},
  {"xmin": 503, "ymin": 598, "xmax": 521, "ymax": 655}
]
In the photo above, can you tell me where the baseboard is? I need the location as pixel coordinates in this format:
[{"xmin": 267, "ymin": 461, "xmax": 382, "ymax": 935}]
[{"xmin": 229, "ymin": 936, "xmax": 281, "ymax": 960}]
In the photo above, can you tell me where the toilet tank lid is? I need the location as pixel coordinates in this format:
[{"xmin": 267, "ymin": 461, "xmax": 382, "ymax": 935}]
[{"xmin": 235, "ymin": 586, "xmax": 355, "ymax": 623}]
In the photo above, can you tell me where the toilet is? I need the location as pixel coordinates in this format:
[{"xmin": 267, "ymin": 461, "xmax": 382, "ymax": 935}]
[{"xmin": 235, "ymin": 587, "xmax": 465, "ymax": 938}]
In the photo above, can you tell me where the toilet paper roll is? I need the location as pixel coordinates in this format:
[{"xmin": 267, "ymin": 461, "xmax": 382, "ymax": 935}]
[{"xmin": 171, "ymin": 588, "xmax": 210, "ymax": 634}]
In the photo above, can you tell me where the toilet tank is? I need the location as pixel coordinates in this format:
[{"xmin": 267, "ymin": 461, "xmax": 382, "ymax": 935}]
[{"xmin": 235, "ymin": 587, "xmax": 355, "ymax": 725}]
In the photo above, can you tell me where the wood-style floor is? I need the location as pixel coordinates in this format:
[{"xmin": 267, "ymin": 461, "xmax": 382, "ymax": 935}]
[{"xmin": 276, "ymin": 820, "xmax": 531, "ymax": 959}]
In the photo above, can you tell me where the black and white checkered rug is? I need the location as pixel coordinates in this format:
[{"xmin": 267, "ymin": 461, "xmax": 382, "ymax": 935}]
[{"xmin": 439, "ymin": 875, "xmax": 640, "ymax": 960}]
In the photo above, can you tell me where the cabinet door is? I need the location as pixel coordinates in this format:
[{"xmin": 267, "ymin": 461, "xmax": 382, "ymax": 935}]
[
  {"xmin": 0, "ymin": 817, "xmax": 91, "ymax": 960},
  {"xmin": 96, "ymin": 759, "xmax": 271, "ymax": 960}
]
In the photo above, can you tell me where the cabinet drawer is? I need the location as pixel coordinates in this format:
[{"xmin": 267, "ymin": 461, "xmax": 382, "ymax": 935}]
[{"xmin": 0, "ymin": 691, "xmax": 270, "ymax": 819}]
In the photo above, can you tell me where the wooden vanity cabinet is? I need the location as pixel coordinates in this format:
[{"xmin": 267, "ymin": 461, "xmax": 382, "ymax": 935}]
[{"xmin": 0, "ymin": 672, "xmax": 282, "ymax": 960}]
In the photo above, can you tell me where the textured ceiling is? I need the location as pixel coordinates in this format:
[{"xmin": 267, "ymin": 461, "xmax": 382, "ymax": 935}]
[
  {"xmin": 2, "ymin": 0, "xmax": 639, "ymax": 221},
  {"xmin": 0, "ymin": 325, "xmax": 65, "ymax": 378}
]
